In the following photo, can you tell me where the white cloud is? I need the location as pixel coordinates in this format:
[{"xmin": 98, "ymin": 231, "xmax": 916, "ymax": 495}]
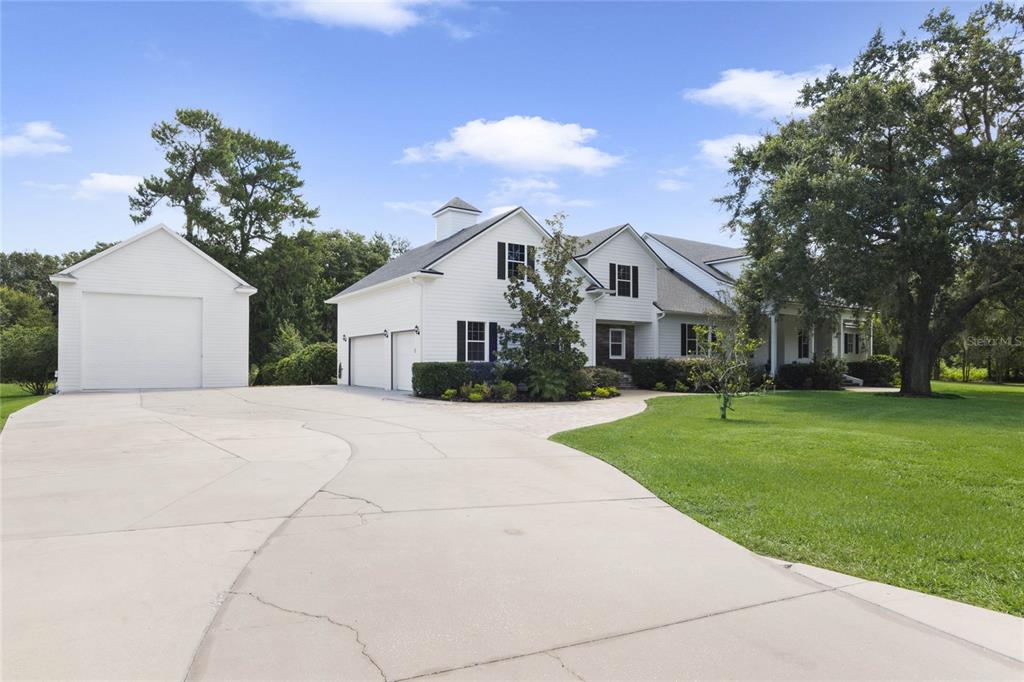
[
  {"xmin": 487, "ymin": 176, "xmax": 592, "ymax": 210},
  {"xmin": 400, "ymin": 116, "xmax": 622, "ymax": 174},
  {"xmin": 656, "ymin": 178, "xmax": 688, "ymax": 192},
  {"xmin": 686, "ymin": 66, "xmax": 833, "ymax": 119},
  {"xmin": 384, "ymin": 199, "xmax": 443, "ymax": 215},
  {"xmin": 74, "ymin": 173, "xmax": 142, "ymax": 199},
  {"xmin": 697, "ymin": 134, "xmax": 762, "ymax": 169},
  {"xmin": 260, "ymin": 0, "xmax": 431, "ymax": 34},
  {"xmin": 1, "ymin": 121, "xmax": 71, "ymax": 157},
  {"xmin": 487, "ymin": 205, "xmax": 517, "ymax": 218},
  {"xmin": 655, "ymin": 166, "xmax": 690, "ymax": 192}
]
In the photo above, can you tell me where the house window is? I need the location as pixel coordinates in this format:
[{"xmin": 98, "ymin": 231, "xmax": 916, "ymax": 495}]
[
  {"xmin": 843, "ymin": 332, "xmax": 861, "ymax": 355},
  {"xmin": 797, "ymin": 330, "xmax": 810, "ymax": 359},
  {"xmin": 507, "ymin": 243, "xmax": 526, "ymax": 278},
  {"xmin": 466, "ymin": 321, "xmax": 486, "ymax": 362},
  {"xmin": 682, "ymin": 323, "xmax": 699, "ymax": 355},
  {"xmin": 616, "ymin": 264, "xmax": 633, "ymax": 297},
  {"xmin": 609, "ymin": 328, "xmax": 626, "ymax": 359}
]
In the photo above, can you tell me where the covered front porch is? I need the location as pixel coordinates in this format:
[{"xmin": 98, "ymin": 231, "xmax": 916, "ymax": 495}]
[
  {"xmin": 765, "ymin": 310, "xmax": 873, "ymax": 377},
  {"xmin": 594, "ymin": 320, "xmax": 656, "ymax": 372}
]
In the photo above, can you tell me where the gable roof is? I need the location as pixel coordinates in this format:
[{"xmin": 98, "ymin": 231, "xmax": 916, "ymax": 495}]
[
  {"xmin": 644, "ymin": 233, "xmax": 746, "ymax": 282},
  {"xmin": 328, "ymin": 207, "xmax": 606, "ymax": 302},
  {"xmin": 432, "ymin": 197, "xmax": 481, "ymax": 215},
  {"xmin": 574, "ymin": 224, "xmax": 628, "ymax": 257},
  {"xmin": 656, "ymin": 268, "xmax": 730, "ymax": 315},
  {"xmin": 49, "ymin": 224, "xmax": 255, "ymax": 291}
]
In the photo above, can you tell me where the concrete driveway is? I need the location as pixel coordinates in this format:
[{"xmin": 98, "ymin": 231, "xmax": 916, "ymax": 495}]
[{"xmin": 2, "ymin": 387, "xmax": 1021, "ymax": 681}]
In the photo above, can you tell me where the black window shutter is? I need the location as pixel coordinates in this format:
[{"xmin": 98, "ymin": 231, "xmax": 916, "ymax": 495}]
[
  {"xmin": 608, "ymin": 262, "xmax": 617, "ymax": 295},
  {"xmin": 457, "ymin": 321, "xmax": 466, "ymax": 361},
  {"xmin": 488, "ymin": 322, "xmax": 498, "ymax": 361},
  {"xmin": 681, "ymin": 324, "xmax": 686, "ymax": 355},
  {"xmin": 527, "ymin": 245, "xmax": 536, "ymax": 271},
  {"xmin": 497, "ymin": 242, "xmax": 506, "ymax": 280},
  {"xmin": 632, "ymin": 265, "xmax": 639, "ymax": 298}
]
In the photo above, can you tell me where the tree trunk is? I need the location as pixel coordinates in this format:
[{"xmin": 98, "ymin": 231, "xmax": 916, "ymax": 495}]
[{"xmin": 900, "ymin": 321, "xmax": 934, "ymax": 396}]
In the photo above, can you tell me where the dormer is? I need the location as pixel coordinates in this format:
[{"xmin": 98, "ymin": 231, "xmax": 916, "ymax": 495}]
[{"xmin": 432, "ymin": 197, "xmax": 482, "ymax": 241}]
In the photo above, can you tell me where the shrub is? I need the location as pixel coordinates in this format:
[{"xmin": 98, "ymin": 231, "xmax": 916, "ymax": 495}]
[
  {"xmin": 526, "ymin": 366, "xmax": 570, "ymax": 401},
  {"xmin": 267, "ymin": 321, "xmax": 305, "ymax": 363},
  {"xmin": 577, "ymin": 390, "xmax": 593, "ymax": 399},
  {"xmin": 594, "ymin": 387, "xmax": 611, "ymax": 398},
  {"xmin": 492, "ymin": 380, "xmax": 518, "ymax": 402},
  {"xmin": 441, "ymin": 388, "xmax": 458, "ymax": 401},
  {"xmin": 777, "ymin": 363, "xmax": 814, "ymax": 389},
  {"xmin": 467, "ymin": 391, "xmax": 485, "ymax": 402},
  {"xmin": 604, "ymin": 386, "xmax": 620, "ymax": 397},
  {"xmin": 674, "ymin": 379, "xmax": 688, "ymax": 392},
  {"xmin": 585, "ymin": 365, "xmax": 623, "ymax": 388},
  {"xmin": 0, "ymin": 324, "xmax": 57, "ymax": 395},
  {"xmin": 412, "ymin": 362, "xmax": 474, "ymax": 397},
  {"xmin": 249, "ymin": 364, "xmax": 260, "ymax": 386},
  {"xmin": 813, "ymin": 357, "xmax": 848, "ymax": 390},
  {"xmin": 777, "ymin": 358, "xmax": 848, "ymax": 390},
  {"xmin": 654, "ymin": 381, "xmax": 667, "ymax": 391},
  {"xmin": 631, "ymin": 358, "xmax": 709, "ymax": 391},
  {"xmin": 459, "ymin": 382, "xmax": 492, "ymax": 401},
  {"xmin": 847, "ymin": 354, "xmax": 900, "ymax": 387},
  {"xmin": 264, "ymin": 342, "xmax": 336, "ymax": 385}
]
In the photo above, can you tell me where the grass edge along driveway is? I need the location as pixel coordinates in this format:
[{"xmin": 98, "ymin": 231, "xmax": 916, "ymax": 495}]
[
  {"xmin": 1, "ymin": 383, "xmax": 49, "ymax": 431},
  {"xmin": 552, "ymin": 382, "xmax": 1024, "ymax": 616}
]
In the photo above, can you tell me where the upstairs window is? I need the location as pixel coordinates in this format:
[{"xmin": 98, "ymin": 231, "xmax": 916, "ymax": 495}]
[
  {"xmin": 466, "ymin": 321, "xmax": 487, "ymax": 361},
  {"xmin": 507, "ymin": 243, "xmax": 526, "ymax": 278},
  {"xmin": 798, "ymin": 330, "xmax": 810, "ymax": 359},
  {"xmin": 609, "ymin": 263, "xmax": 639, "ymax": 298}
]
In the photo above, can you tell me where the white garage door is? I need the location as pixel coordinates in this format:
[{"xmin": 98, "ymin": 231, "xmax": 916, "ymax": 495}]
[
  {"xmin": 349, "ymin": 334, "xmax": 389, "ymax": 389},
  {"xmin": 82, "ymin": 292, "xmax": 202, "ymax": 390},
  {"xmin": 392, "ymin": 331, "xmax": 417, "ymax": 391}
]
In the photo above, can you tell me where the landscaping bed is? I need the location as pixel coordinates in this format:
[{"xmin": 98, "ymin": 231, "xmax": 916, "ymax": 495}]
[{"xmin": 551, "ymin": 381, "xmax": 1024, "ymax": 616}]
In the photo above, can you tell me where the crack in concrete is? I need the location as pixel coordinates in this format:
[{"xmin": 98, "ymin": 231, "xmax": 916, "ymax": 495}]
[
  {"xmin": 393, "ymin": 587, "xmax": 835, "ymax": 682},
  {"xmin": 297, "ymin": 495, "xmax": 660, "ymax": 521},
  {"xmin": 229, "ymin": 590, "xmax": 388, "ymax": 681},
  {"xmin": 545, "ymin": 651, "xmax": 586, "ymax": 681},
  {"xmin": 126, "ymin": 462, "xmax": 248, "ymax": 530},
  {"xmin": 414, "ymin": 432, "xmax": 449, "ymax": 459},
  {"xmin": 315, "ymin": 489, "xmax": 385, "ymax": 513},
  {"xmin": 156, "ymin": 417, "xmax": 253, "ymax": 463}
]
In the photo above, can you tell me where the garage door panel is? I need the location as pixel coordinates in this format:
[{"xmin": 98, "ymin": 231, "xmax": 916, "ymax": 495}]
[
  {"xmin": 350, "ymin": 335, "xmax": 389, "ymax": 389},
  {"xmin": 82, "ymin": 293, "xmax": 202, "ymax": 390}
]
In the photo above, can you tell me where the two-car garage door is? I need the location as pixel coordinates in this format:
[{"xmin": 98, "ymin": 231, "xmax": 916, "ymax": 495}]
[
  {"xmin": 348, "ymin": 331, "xmax": 417, "ymax": 391},
  {"xmin": 81, "ymin": 292, "xmax": 203, "ymax": 390}
]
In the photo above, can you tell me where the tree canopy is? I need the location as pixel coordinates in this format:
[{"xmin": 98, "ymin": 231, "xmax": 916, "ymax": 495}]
[{"xmin": 720, "ymin": 2, "xmax": 1024, "ymax": 395}]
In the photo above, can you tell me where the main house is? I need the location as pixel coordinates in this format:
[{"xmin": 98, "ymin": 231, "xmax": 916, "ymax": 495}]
[{"xmin": 327, "ymin": 198, "xmax": 872, "ymax": 390}]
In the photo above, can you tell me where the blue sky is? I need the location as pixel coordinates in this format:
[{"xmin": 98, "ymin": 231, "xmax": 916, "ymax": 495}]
[{"xmin": 1, "ymin": 1, "xmax": 978, "ymax": 254}]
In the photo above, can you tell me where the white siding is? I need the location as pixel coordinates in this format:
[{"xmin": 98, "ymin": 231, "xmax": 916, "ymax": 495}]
[
  {"xmin": 582, "ymin": 230, "xmax": 659, "ymax": 323},
  {"xmin": 54, "ymin": 228, "xmax": 250, "ymax": 392},
  {"xmin": 706, "ymin": 257, "xmax": 749, "ymax": 281},
  {"xmin": 421, "ymin": 213, "xmax": 558, "ymax": 362},
  {"xmin": 657, "ymin": 312, "xmax": 715, "ymax": 357},
  {"xmin": 645, "ymin": 237, "xmax": 734, "ymax": 302},
  {"xmin": 335, "ymin": 280, "xmax": 421, "ymax": 386}
]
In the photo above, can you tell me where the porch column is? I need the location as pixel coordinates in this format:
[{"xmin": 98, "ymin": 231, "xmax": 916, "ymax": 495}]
[
  {"xmin": 810, "ymin": 326, "xmax": 816, "ymax": 360},
  {"xmin": 869, "ymin": 318, "xmax": 874, "ymax": 355},
  {"xmin": 769, "ymin": 313, "xmax": 779, "ymax": 377}
]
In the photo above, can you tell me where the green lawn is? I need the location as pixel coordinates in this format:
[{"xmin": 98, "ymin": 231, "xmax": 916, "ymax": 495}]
[
  {"xmin": 1, "ymin": 383, "xmax": 49, "ymax": 431},
  {"xmin": 552, "ymin": 382, "xmax": 1024, "ymax": 616}
]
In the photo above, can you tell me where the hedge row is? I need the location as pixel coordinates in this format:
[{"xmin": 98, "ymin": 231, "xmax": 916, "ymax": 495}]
[
  {"xmin": 411, "ymin": 362, "xmax": 624, "ymax": 399},
  {"xmin": 846, "ymin": 354, "xmax": 900, "ymax": 387},
  {"xmin": 775, "ymin": 358, "xmax": 848, "ymax": 390},
  {"xmin": 259, "ymin": 342, "xmax": 336, "ymax": 385},
  {"xmin": 629, "ymin": 358, "xmax": 711, "ymax": 391}
]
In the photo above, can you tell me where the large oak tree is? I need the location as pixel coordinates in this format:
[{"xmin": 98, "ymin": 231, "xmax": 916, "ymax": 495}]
[{"xmin": 720, "ymin": 2, "xmax": 1024, "ymax": 395}]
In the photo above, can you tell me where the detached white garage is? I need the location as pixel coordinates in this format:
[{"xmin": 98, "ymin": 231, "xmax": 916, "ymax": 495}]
[{"xmin": 50, "ymin": 224, "xmax": 256, "ymax": 392}]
